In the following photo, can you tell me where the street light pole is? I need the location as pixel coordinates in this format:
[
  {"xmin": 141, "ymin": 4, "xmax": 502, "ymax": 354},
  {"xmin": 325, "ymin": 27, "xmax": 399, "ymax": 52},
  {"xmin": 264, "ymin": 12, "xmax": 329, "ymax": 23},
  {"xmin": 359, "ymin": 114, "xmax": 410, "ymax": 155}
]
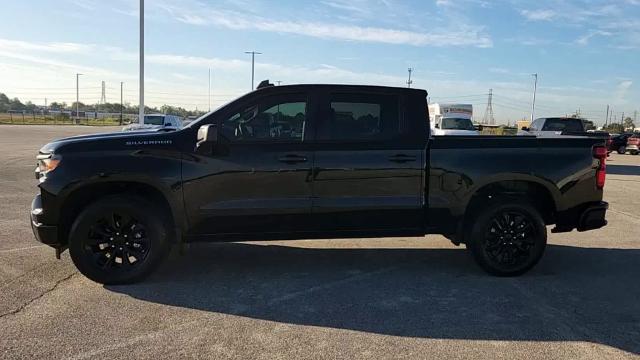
[
  {"xmin": 76, "ymin": 73, "xmax": 82, "ymax": 123},
  {"xmin": 530, "ymin": 73, "xmax": 538, "ymax": 123},
  {"xmin": 139, "ymin": 0, "xmax": 144, "ymax": 124},
  {"xmin": 120, "ymin": 82, "xmax": 124, "ymax": 125},
  {"xmin": 245, "ymin": 51, "xmax": 262, "ymax": 90}
]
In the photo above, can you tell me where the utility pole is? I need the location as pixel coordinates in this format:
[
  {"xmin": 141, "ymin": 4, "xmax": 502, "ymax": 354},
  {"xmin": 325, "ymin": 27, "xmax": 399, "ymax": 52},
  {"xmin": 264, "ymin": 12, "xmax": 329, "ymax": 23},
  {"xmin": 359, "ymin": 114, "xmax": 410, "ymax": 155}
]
[
  {"xmin": 634, "ymin": 110, "xmax": 637, "ymax": 123},
  {"xmin": 139, "ymin": 0, "xmax": 144, "ymax": 124},
  {"xmin": 120, "ymin": 82, "xmax": 124, "ymax": 125},
  {"xmin": 76, "ymin": 73, "xmax": 83, "ymax": 123},
  {"xmin": 208, "ymin": 68, "xmax": 211, "ymax": 112},
  {"xmin": 610, "ymin": 110, "xmax": 614, "ymax": 125},
  {"xmin": 609, "ymin": 109, "xmax": 616, "ymax": 125},
  {"xmin": 244, "ymin": 51, "xmax": 261, "ymax": 90},
  {"xmin": 605, "ymin": 104, "xmax": 609, "ymax": 127},
  {"xmin": 407, "ymin": 68, "xmax": 413, "ymax": 88},
  {"xmin": 100, "ymin": 81, "xmax": 106, "ymax": 105},
  {"xmin": 530, "ymin": 73, "xmax": 538, "ymax": 123}
]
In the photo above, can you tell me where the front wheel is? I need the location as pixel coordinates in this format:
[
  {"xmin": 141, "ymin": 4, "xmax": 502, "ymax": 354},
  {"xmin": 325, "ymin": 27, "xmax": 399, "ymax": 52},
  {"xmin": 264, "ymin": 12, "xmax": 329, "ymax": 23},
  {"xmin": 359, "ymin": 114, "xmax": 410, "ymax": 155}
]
[
  {"xmin": 631, "ymin": 150, "xmax": 639, "ymax": 155},
  {"xmin": 68, "ymin": 196, "xmax": 170, "ymax": 284},
  {"xmin": 466, "ymin": 200, "xmax": 547, "ymax": 276}
]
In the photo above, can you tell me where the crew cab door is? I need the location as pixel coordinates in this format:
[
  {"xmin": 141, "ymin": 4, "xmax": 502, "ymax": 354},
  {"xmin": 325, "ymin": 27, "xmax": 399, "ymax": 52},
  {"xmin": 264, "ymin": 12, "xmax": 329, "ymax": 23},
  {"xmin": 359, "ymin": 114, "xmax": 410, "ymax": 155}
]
[
  {"xmin": 182, "ymin": 91, "xmax": 315, "ymax": 235},
  {"xmin": 311, "ymin": 91, "xmax": 426, "ymax": 232}
]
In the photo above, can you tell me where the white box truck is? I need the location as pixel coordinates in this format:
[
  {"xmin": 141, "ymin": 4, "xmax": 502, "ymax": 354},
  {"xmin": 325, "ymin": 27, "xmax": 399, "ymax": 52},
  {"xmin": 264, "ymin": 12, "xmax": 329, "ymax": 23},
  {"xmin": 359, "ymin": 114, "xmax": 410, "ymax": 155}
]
[{"xmin": 428, "ymin": 103, "xmax": 479, "ymax": 136}]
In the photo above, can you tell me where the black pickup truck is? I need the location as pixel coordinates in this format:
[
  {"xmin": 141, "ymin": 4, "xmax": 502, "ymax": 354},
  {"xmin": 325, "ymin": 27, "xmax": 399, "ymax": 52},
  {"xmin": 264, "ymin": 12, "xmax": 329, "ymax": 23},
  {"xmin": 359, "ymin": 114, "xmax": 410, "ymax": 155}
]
[{"xmin": 31, "ymin": 83, "xmax": 609, "ymax": 284}]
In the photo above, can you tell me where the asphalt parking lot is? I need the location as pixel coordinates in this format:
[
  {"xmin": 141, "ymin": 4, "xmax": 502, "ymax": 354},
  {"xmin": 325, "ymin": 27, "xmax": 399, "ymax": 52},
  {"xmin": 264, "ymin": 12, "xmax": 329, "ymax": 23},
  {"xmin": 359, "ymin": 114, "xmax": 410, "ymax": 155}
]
[{"xmin": 0, "ymin": 125, "xmax": 638, "ymax": 359}]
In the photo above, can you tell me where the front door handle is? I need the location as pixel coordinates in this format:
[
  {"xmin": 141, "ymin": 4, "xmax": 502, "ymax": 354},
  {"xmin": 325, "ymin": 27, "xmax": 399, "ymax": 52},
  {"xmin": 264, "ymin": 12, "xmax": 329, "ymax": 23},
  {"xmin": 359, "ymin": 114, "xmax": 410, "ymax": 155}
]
[
  {"xmin": 388, "ymin": 154, "xmax": 416, "ymax": 163},
  {"xmin": 278, "ymin": 154, "xmax": 308, "ymax": 164}
]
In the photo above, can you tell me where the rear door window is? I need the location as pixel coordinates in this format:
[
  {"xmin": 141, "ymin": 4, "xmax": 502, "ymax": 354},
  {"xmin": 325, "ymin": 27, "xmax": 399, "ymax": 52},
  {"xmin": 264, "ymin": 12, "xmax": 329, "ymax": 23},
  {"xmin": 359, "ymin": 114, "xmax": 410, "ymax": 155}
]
[{"xmin": 317, "ymin": 93, "xmax": 400, "ymax": 141}]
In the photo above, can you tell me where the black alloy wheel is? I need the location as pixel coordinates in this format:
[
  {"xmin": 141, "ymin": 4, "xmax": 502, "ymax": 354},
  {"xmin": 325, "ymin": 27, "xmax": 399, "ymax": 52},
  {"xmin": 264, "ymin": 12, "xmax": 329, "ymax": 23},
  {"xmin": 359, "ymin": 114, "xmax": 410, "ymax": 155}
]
[
  {"xmin": 85, "ymin": 212, "xmax": 150, "ymax": 269},
  {"xmin": 69, "ymin": 196, "xmax": 169, "ymax": 284},
  {"xmin": 483, "ymin": 210, "xmax": 537, "ymax": 269},
  {"xmin": 466, "ymin": 200, "xmax": 546, "ymax": 276}
]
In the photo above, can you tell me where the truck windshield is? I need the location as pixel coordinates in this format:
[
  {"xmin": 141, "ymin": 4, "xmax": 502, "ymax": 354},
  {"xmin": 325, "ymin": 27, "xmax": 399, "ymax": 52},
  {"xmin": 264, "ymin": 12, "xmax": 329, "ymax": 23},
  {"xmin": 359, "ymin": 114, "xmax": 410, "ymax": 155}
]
[
  {"xmin": 442, "ymin": 118, "xmax": 475, "ymax": 131},
  {"xmin": 144, "ymin": 116, "xmax": 165, "ymax": 125}
]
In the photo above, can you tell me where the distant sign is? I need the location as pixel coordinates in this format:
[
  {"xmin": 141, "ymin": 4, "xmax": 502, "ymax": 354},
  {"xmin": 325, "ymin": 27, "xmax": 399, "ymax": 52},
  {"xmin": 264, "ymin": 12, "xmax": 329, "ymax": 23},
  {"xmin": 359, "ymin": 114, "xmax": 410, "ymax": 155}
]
[{"xmin": 444, "ymin": 107, "xmax": 472, "ymax": 114}]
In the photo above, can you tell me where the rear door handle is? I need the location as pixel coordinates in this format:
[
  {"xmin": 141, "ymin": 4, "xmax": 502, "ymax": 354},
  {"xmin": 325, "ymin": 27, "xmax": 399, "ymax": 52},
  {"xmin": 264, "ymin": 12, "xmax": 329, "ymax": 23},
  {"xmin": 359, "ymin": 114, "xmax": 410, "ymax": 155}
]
[
  {"xmin": 278, "ymin": 154, "xmax": 308, "ymax": 164},
  {"xmin": 388, "ymin": 154, "xmax": 416, "ymax": 163}
]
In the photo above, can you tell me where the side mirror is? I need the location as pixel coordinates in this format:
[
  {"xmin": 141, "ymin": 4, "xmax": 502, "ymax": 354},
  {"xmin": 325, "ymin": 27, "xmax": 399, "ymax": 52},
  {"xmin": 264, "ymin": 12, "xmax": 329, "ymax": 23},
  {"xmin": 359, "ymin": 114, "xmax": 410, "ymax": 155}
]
[
  {"xmin": 477, "ymin": 125, "xmax": 484, "ymax": 132},
  {"xmin": 435, "ymin": 124, "xmax": 440, "ymax": 129},
  {"xmin": 197, "ymin": 124, "xmax": 218, "ymax": 149},
  {"xmin": 521, "ymin": 127, "xmax": 530, "ymax": 131}
]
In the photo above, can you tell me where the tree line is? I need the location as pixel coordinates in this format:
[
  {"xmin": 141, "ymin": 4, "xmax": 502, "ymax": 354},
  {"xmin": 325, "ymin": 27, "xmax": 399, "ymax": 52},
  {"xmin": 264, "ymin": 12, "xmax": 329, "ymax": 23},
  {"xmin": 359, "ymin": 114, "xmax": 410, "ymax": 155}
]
[{"xmin": 0, "ymin": 92, "xmax": 206, "ymax": 118}]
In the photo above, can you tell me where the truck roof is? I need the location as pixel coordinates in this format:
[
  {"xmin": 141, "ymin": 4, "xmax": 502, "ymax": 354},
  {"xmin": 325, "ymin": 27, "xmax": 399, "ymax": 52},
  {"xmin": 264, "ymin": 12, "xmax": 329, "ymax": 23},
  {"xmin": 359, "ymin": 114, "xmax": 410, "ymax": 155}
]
[{"xmin": 253, "ymin": 83, "xmax": 428, "ymax": 96}]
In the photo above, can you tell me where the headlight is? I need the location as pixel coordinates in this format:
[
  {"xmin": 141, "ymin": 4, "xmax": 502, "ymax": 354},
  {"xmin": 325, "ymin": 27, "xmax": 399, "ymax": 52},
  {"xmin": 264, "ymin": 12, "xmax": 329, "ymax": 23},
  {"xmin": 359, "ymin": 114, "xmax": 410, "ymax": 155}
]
[
  {"xmin": 36, "ymin": 154, "xmax": 61, "ymax": 181},
  {"xmin": 39, "ymin": 158, "xmax": 61, "ymax": 172}
]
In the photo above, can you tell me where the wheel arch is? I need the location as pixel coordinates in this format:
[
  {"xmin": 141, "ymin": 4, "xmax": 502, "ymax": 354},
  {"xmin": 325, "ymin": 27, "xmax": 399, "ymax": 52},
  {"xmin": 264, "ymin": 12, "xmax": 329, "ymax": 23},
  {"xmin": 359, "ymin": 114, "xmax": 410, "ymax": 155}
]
[
  {"xmin": 58, "ymin": 181, "xmax": 182, "ymax": 245},
  {"xmin": 464, "ymin": 179, "xmax": 558, "ymax": 227}
]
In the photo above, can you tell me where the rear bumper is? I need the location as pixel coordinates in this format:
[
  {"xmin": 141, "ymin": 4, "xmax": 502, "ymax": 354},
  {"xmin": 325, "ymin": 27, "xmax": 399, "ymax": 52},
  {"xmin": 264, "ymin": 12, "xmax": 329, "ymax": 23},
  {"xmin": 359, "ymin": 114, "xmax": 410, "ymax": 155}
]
[
  {"xmin": 577, "ymin": 201, "xmax": 608, "ymax": 231},
  {"xmin": 30, "ymin": 194, "xmax": 59, "ymax": 246},
  {"xmin": 552, "ymin": 201, "xmax": 608, "ymax": 233}
]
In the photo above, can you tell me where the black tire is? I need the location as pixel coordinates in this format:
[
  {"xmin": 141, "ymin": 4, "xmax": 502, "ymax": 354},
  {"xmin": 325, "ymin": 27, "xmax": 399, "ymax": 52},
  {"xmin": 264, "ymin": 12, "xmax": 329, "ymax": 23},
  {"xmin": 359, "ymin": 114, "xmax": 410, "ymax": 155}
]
[
  {"xmin": 617, "ymin": 146, "xmax": 626, "ymax": 154},
  {"xmin": 465, "ymin": 199, "xmax": 546, "ymax": 276},
  {"xmin": 68, "ymin": 195, "xmax": 170, "ymax": 284},
  {"xmin": 632, "ymin": 151, "xmax": 639, "ymax": 156}
]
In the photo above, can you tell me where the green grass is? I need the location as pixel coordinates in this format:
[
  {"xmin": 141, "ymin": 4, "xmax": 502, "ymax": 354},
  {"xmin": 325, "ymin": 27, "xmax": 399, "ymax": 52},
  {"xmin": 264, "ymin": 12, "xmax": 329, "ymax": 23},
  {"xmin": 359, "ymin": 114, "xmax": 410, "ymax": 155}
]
[{"xmin": 0, "ymin": 113, "xmax": 127, "ymax": 126}]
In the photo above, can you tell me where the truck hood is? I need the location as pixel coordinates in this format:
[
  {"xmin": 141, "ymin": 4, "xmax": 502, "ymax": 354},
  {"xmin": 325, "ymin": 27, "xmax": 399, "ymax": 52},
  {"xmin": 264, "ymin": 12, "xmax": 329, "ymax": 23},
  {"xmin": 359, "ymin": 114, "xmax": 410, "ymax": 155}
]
[
  {"xmin": 433, "ymin": 129, "xmax": 479, "ymax": 136},
  {"xmin": 39, "ymin": 130, "xmax": 172, "ymax": 154}
]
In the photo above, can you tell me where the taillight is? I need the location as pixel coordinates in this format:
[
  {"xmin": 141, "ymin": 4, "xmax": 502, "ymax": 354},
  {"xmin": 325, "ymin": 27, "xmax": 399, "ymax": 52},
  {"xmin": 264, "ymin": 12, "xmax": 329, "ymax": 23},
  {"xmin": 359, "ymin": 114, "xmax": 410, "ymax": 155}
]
[{"xmin": 593, "ymin": 145, "xmax": 606, "ymax": 189}]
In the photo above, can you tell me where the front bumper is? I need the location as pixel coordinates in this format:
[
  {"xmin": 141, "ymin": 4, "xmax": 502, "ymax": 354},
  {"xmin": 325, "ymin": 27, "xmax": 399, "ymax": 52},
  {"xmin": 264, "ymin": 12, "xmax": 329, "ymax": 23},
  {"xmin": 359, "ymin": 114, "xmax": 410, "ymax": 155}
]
[
  {"xmin": 30, "ymin": 194, "xmax": 59, "ymax": 246},
  {"xmin": 552, "ymin": 201, "xmax": 608, "ymax": 233}
]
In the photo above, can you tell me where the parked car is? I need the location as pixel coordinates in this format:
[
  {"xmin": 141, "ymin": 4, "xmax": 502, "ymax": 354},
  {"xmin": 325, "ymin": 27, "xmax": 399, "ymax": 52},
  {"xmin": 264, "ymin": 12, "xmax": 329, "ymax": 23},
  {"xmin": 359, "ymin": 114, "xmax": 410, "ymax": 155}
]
[
  {"xmin": 31, "ymin": 83, "xmax": 609, "ymax": 284},
  {"xmin": 123, "ymin": 114, "xmax": 183, "ymax": 131},
  {"xmin": 627, "ymin": 134, "xmax": 640, "ymax": 155},
  {"xmin": 518, "ymin": 117, "xmax": 585, "ymax": 137},
  {"xmin": 609, "ymin": 133, "xmax": 633, "ymax": 154}
]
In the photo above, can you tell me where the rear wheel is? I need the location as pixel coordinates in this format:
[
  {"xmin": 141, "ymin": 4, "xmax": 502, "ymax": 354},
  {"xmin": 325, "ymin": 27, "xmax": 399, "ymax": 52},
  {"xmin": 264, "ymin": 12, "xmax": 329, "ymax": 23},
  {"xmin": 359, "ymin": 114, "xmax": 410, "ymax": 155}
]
[
  {"xmin": 68, "ymin": 196, "xmax": 170, "ymax": 284},
  {"xmin": 617, "ymin": 146, "xmax": 626, "ymax": 154},
  {"xmin": 466, "ymin": 200, "xmax": 546, "ymax": 276}
]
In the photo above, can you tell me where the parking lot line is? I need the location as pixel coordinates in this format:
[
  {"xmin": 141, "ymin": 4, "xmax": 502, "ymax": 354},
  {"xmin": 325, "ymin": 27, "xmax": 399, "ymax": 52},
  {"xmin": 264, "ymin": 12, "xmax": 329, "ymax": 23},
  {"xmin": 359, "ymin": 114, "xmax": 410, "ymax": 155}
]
[{"xmin": 0, "ymin": 245, "xmax": 46, "ymax": 253}]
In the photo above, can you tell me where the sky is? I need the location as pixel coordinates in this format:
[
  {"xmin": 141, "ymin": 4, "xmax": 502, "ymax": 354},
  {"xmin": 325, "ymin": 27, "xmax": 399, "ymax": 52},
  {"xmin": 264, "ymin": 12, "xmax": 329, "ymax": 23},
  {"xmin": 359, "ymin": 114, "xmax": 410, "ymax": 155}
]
[{"xmin": 0, "ymin": 0, "xmax": 638, "ymax": 125}]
